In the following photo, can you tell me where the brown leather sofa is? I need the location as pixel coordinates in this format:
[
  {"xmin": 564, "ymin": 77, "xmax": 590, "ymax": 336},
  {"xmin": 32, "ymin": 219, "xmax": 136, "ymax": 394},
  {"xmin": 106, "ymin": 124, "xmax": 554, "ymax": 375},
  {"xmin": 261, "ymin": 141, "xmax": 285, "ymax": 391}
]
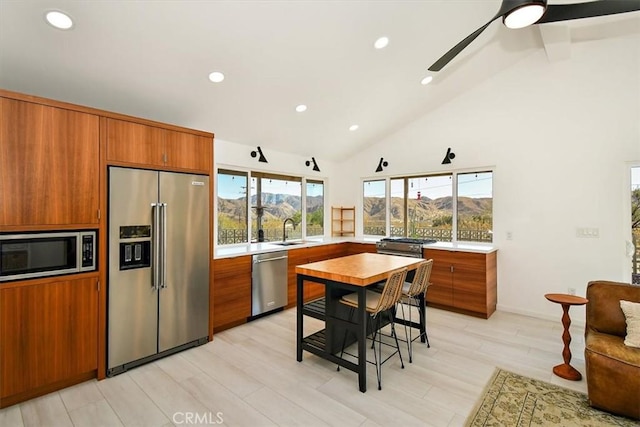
[{"xmin": 585, "ymin": 280, "xmax": 640, "ymax": 420}]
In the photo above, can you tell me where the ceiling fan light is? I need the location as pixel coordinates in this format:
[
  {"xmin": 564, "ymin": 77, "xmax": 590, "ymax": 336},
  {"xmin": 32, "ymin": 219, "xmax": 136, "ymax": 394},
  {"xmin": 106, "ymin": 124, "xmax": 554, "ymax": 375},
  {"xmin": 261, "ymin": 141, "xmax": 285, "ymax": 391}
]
[{"xmin": 503, "ymin": 3, "xmax": 546, "ymax": 29}]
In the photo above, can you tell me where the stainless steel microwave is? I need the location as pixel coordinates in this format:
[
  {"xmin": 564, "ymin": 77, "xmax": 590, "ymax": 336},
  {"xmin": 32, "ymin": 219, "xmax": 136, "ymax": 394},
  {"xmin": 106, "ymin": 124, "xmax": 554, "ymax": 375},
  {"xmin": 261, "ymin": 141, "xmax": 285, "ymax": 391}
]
[{"xmin": 0, "ymin": 231, "xmax": 96, "ymax": 282}]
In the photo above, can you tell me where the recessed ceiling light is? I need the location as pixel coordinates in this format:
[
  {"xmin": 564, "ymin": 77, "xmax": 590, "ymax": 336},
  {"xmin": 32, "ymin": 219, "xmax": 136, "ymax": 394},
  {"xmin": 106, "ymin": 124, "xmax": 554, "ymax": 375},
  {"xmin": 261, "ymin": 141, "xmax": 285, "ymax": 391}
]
[
  {"xmin": 349, "ymin": 125, "xmax": 359, "ymax": 131},
  {"xmin": 421, "ymin": 76, "xmax": 433, "ymax": 85},
  {"xmin": 208, "ymin": 71, "xmax": 225, "ymax": 83},
  {"xmin": 374, "ymin": 36, "xmax": 389, "ymax": 49},
  {"xmin": 295, "ymin": 104, "xmax": 307, "ymax": 113},
  {"xmin": 45, "ymin": 10, "xmax": 73, "ymax": 30}
]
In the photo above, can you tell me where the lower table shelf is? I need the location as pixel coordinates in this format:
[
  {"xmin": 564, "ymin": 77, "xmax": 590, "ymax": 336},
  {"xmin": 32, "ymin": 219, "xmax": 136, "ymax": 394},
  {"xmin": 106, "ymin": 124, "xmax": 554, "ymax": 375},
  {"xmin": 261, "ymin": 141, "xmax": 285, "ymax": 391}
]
[{"xmin": 302, "ymin": 297, "xmax": 326, "ymax": 320}]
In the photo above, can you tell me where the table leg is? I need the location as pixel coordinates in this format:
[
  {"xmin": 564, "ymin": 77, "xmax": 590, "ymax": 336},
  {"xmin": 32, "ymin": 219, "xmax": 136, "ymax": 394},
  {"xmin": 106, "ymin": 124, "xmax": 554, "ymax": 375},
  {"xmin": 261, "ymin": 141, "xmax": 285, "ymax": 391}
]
[
  {"xmin": 358, "ymin": 287, "xmax": 367, "ymax": 392},
  {"xmin": 296, "ymin": 274, "xmax": 303, "ymax": 362},
  {"xmin": 552, "ymin": 303, "xmax": 582, "ymax": 381}
]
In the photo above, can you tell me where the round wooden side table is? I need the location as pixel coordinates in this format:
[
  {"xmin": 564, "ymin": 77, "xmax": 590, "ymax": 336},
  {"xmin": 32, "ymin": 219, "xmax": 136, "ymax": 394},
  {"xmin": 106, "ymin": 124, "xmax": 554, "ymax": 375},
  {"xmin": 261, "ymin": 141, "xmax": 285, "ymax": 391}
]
[{"xmin": 545, "ymin": 293, "xmax": 588, "ymax": 381}]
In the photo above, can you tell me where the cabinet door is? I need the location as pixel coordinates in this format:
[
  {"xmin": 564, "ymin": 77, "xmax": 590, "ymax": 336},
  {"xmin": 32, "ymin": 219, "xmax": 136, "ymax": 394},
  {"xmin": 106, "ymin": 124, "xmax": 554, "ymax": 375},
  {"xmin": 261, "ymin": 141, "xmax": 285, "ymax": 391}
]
[
  {"xmin": 0, "ymin": 277, "xmax": 98, "ymax": 398},
  {"xmin": 0, "ymin": 98, "xmax": 99, "ymax": 227},
  {"xmin": 424, "ymin": 249, "xmax": 454, "ymax": 306},
  {"xmin": 212, "ymin": 256, "xmax": 251, "ymax": 331},
  {"xmin": 345, "ymin": 242, "xmax": 377, "ymax": 255},
  {"xmin": 287, "ymin": 248, "xmax": 309, "ymax": 307},
  {"xmin": 303, "ymin": 244, "xmax": 345, "ymax": 301},
  {"xmin": 165, "ymin": 130, "xmax": 211, "ymax": 173},
  {"xmin": 106, "ymin": 118, "xmax": 165, "ymax": 167}
]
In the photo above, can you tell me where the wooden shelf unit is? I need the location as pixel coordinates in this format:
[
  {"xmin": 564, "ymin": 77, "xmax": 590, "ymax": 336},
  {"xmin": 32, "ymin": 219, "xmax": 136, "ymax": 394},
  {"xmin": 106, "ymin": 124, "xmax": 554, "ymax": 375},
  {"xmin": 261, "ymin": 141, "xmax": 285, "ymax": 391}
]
[{"xmin": 331, "ymin": 206, "xmax": 355, "ymax": 236}]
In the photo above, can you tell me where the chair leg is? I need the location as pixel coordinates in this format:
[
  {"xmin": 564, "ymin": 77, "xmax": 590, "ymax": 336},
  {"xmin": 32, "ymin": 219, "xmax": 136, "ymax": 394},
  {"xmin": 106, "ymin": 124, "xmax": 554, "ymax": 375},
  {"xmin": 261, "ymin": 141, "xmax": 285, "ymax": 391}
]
[
  {"xmin": 399, "ymin": 299, "xmax": 412, "ymax": 363},
  {"xmin": 373, "ymin": 315, "xmax": 382, "ymax": 390},
  {"xmin": 390, "ymin": 317, "xmax": 404, "ymax": 370}
]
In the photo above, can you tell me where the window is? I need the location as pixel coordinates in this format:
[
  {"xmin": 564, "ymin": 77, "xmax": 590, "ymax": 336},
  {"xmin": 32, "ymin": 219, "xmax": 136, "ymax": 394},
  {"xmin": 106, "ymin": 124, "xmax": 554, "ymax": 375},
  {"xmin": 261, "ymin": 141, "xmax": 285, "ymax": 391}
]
[
  {"xmin": 217, "ymin": 169, "xmax": 248, "ymax": 245},
  {"xmin": 217, "ymin": 169, "xmax": 323, "ymax": 245},
  {"xmin": 251, "ymin": 173, "xmax": 302, "ymax": 242},
  {"xmin": 390, "ymin": 178, "xmax": 405, "ymax": 237},
  {"xmin": 363, "ymin": 171, "xmax": 492, "ymax": 243},
  {"xmin": 412, "ymin": 174, "xmax": 453, "ymax": 241},
  {"xmin": 306, "ymin": 180, "xmax": 324, "ymax": 237},
  {"xmin": 363, "ymin": 180, "xmax": 386, "ymax": 236},
  {"xmin": 457, "ymin": 171, "xmax": 493, "ymax": 243}
]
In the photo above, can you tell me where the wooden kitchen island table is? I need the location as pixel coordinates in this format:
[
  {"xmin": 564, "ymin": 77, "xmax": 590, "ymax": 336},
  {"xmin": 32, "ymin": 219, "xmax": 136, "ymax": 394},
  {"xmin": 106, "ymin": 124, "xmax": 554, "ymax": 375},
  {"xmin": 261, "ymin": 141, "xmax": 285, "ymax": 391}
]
[{"xmin": 296, "ymin": 252, "xmax": 424, "ymax": 392}]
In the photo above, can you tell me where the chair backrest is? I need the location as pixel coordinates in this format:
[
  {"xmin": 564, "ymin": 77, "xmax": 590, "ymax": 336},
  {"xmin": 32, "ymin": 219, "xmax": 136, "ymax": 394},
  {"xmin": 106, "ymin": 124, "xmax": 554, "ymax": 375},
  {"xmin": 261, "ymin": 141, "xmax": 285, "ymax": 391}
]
[
  {"xmin": 373, "ymin": 267, "xmax": 408, "ymax": 315},
  {"xmin": 406, "ymin": 259, "xmax": 433, "ymax": 297}
]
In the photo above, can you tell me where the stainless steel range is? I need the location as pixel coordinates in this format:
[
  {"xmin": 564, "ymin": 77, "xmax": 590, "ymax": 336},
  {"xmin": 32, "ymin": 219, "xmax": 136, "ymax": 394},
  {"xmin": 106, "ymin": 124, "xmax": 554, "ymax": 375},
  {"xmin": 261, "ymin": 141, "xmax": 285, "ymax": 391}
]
[{"xmin": 376, "ymin": 237, "xmax": 437, "ymax": 258}]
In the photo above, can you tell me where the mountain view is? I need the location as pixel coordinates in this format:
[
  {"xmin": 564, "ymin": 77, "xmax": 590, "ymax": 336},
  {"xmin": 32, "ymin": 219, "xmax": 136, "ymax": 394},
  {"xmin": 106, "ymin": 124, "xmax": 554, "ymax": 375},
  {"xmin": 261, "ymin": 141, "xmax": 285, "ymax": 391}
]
[
  {"xmin": 218, "ymin": 193, "xmax": 324, "ymax": 239},
  {"xmin": 364, "ymin": 195, "xmax": 492, "ymax": 228}
]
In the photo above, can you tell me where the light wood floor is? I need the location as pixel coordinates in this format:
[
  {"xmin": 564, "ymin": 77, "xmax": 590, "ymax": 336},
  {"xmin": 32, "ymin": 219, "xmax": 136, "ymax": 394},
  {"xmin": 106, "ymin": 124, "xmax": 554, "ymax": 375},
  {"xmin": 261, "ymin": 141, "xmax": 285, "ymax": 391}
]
[{"xmin": 0, "ymin": 307, "xmax": 588, "ymax": 427}]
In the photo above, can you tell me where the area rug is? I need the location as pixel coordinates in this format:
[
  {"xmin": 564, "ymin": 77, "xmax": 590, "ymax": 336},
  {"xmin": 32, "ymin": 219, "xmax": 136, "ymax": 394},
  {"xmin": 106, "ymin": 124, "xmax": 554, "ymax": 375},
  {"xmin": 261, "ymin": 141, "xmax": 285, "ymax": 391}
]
[{"xmin": 466, "ymin": 369, "xmax": 637, "ymax": 426}]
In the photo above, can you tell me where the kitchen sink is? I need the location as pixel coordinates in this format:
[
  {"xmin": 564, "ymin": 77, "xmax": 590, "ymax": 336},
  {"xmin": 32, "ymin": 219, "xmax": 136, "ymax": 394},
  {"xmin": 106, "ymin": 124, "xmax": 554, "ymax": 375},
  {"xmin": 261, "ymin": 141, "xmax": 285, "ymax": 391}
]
[{"xmin": 273, "ymin": 241, "xmax": 305, "ymax": 246}]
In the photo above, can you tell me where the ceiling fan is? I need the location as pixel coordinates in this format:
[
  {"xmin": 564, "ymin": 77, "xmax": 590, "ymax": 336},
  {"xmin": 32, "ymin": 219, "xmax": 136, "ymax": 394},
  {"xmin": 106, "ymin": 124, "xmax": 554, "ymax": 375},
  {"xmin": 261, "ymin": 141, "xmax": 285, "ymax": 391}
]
[{"xmin": 428, "ymin": 0, "xmax": 640, "ymax": 72}]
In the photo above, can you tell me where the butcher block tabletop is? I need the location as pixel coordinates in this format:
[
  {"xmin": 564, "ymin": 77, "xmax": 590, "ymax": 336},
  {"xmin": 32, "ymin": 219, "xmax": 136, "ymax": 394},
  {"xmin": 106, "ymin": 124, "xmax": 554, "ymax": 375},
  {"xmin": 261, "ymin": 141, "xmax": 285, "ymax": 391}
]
[{"xmin": 295, "ymin": 252, "xmax": 424, "ymax": 287}]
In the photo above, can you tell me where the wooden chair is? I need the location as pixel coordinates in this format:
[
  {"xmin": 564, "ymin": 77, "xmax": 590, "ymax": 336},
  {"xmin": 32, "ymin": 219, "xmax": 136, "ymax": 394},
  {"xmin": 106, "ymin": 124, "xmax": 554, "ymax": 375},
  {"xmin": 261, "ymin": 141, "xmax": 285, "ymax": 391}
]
[
  {"xmin": 396, "ymin": 259, "xmax": 433, "ymax": 362},
  {"xmin": 338, "ymin": 267, "xmax": 408, "ymax": 390}
]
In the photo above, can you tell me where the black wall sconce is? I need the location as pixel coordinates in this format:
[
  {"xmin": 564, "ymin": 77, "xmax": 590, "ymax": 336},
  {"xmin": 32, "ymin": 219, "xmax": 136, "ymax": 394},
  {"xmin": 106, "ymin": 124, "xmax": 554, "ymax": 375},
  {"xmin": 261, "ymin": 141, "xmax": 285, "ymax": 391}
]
[
  {"xmin": 305, "ymin": 157, "xmax": 320, "ymax": 172},
  {"xmin": 375, "ymin": 157, "xmax": 388, "ymax": 173},
  {"xmin": 441, "ymin": 147, "xmax": 455, "ymax": 164},
  {"xmin": 251, "ymin": 146, "xmax": 268, "ymax": 163}
]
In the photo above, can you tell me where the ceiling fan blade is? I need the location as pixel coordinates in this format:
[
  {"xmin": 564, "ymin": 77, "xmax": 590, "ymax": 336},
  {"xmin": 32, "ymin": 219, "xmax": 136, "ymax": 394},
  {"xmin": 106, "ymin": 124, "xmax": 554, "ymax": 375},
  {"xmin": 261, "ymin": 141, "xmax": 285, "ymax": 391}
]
[
  {"xmin": 428, "ymin": 17, "xmax": 500, "ymax": 72},
  {"xmin": 538, "ymin": 0, "xmax": 640, "ymax": 24}
]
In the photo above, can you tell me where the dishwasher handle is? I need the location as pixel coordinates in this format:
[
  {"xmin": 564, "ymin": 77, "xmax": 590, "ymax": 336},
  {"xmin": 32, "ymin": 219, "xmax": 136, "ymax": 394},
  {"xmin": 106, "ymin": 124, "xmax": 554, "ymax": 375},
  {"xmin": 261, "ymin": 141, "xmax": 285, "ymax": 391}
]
[{"xmin": 254, "ymin": 255, "xmax": 288, "ymax": 263}]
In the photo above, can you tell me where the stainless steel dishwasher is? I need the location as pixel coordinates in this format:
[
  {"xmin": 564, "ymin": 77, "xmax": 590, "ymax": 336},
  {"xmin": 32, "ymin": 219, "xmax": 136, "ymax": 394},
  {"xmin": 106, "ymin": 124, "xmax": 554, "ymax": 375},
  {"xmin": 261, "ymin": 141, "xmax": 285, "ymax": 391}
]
[{"xmin": 252, "ymin": 251, "xmax": 288, "ymax": 316}]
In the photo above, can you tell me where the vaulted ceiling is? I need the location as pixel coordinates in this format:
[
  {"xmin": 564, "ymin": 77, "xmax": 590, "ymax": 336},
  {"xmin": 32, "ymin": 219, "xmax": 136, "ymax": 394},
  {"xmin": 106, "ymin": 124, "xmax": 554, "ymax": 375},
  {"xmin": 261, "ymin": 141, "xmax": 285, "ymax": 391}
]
[{"xmin": 1, "ymin": 1, "xmax": 638, "ymax": 161}]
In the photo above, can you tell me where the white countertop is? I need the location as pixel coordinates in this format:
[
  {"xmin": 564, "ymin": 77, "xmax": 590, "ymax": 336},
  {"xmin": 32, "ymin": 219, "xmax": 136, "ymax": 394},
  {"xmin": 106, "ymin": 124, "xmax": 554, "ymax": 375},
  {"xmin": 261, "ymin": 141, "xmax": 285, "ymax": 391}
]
[{"xmin": 214, "ymin": 237, "xmax": 496, "ymax": 259}]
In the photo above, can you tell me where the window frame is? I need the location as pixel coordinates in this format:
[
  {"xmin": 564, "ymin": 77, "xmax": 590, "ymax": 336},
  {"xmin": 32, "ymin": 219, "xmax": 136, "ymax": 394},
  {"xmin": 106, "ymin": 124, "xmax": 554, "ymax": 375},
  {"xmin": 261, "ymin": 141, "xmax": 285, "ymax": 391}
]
[
  {"xmin": 361, "ymin": 169, "xmax": 493, "ymax": 244},
  {"xmin": 216, "ymin": 167, "xmax": 326, "ymax": 246}
]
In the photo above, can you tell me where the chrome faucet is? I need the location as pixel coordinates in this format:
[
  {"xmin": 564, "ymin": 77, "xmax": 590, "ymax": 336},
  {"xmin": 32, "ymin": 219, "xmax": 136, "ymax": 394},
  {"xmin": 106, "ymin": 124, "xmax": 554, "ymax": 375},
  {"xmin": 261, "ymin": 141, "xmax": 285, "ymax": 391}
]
[{"xmin": 282, "ymin": 217, "xmax": 296, "ymax": 242}]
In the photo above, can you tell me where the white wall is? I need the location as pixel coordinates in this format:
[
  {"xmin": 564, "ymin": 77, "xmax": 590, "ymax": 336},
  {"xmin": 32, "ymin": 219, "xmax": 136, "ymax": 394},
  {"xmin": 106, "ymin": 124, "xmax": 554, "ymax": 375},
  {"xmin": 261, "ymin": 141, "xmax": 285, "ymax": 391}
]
[
  {"xmin": 336, "ymin": 34, "xmax": 640, "ymax": 321},
  {"xmin": 214, "ymin": 138, "xmax": 338, "ymax": 236}
]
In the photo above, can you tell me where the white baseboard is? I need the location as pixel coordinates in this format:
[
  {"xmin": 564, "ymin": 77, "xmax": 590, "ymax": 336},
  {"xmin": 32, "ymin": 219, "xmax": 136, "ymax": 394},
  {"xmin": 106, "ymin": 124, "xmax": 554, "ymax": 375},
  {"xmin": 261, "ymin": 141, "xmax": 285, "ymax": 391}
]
[{"xmin": 496, "ymin": 303, "xmax": 586, "ymax": 328}]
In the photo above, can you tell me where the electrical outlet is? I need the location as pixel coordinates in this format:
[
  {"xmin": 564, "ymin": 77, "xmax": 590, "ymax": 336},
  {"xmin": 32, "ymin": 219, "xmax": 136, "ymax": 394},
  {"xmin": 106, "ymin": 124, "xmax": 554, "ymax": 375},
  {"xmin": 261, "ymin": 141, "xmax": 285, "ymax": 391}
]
[
  {"xmin": 506, "ymin": 231, "xmax": 513, "ymax": 240},
  {"xmin": 576, "ymin": 227, "xmax": 600, "ymax": 238},
  {"xmin": 568, "ymin": 287, "xmax": 576, "ymax": 295}
]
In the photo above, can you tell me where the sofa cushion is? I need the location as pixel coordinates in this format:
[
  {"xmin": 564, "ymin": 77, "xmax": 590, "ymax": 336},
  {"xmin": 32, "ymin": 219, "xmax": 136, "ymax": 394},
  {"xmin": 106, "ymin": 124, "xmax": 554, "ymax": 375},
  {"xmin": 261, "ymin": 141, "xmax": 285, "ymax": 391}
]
[
  {"xmin": 585, "ymin": 330, "xmax": 640, "ymax": 367},
  {"xmin": 620, "ymin": 300, "xmax": 640, "ymax": 348},
  {"xmin": 586, "ymin": 281, "xmax": 640, "ymax": 337}
]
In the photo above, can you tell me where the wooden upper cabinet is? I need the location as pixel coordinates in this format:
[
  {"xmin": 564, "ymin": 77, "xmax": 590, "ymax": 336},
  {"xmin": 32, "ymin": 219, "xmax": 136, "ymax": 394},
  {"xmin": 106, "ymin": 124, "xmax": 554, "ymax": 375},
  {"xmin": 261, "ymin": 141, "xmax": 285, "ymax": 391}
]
[
  {"xmin": 106, "ymin": 118, "xmax": 212, "ymax": 174},
  {"xmin": 0, "ymin": 98, "xmax": 99, "ymax": 227},
  {"xmin": 106, "ymin": 118, "xmax": 165, "ymax": 166},
  {"xmin": 165, "ymin": 130, "xmax": 211, "ymax": 173}
]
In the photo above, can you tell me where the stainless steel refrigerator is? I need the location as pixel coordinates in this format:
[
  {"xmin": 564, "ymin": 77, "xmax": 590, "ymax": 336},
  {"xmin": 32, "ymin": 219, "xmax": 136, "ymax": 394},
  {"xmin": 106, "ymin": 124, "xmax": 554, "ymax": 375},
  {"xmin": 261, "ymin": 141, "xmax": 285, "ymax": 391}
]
[{"xmin": 107, "ymin": 167, "xmax": 209, "ymax": 376}]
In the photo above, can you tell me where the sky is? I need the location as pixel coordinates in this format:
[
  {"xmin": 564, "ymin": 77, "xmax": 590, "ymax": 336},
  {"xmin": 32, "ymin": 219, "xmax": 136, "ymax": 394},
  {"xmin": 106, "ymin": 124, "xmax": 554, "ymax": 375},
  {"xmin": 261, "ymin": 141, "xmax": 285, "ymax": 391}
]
[
  {"xmin": 365, "ymin": 172, "xmax": 493, "ymax": 200},
  {"xmin": 217, "ymin": 173, "xmax": 323, "ymax": 199}
]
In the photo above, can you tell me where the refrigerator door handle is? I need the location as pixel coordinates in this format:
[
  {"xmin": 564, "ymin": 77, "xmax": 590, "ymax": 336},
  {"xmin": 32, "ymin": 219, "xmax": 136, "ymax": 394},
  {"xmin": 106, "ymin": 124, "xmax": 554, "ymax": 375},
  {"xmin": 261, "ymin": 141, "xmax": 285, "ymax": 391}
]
[
  {"xmin": 152, "ymin": 203, "xmax": 160, "ymax": 290},
  {"xmin": 161, "ymin": 203, "xmax": 168, "ymax": 289}
]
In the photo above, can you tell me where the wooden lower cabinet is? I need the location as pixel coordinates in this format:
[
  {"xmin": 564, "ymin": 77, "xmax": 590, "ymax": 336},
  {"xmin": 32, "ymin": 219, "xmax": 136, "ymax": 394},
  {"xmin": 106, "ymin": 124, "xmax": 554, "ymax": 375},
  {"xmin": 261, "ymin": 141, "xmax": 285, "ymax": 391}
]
[
  {"xmin": 0, "ymin": 276, "xmax": 99, "ymax": 407},
  {"xmin": 287, "ymin": 244, "xmax": 349, "ymax": 307},
  {"xmin": 212, "ymin": 256, "xmax": 252, "ymax": 332},
  {"xmin": 344, "ymin": 242, "xmax": 377, "ymax": 255},
  {"xmin": 424, "ymin": 249, "xmax": 497, "ymax": 318}
]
